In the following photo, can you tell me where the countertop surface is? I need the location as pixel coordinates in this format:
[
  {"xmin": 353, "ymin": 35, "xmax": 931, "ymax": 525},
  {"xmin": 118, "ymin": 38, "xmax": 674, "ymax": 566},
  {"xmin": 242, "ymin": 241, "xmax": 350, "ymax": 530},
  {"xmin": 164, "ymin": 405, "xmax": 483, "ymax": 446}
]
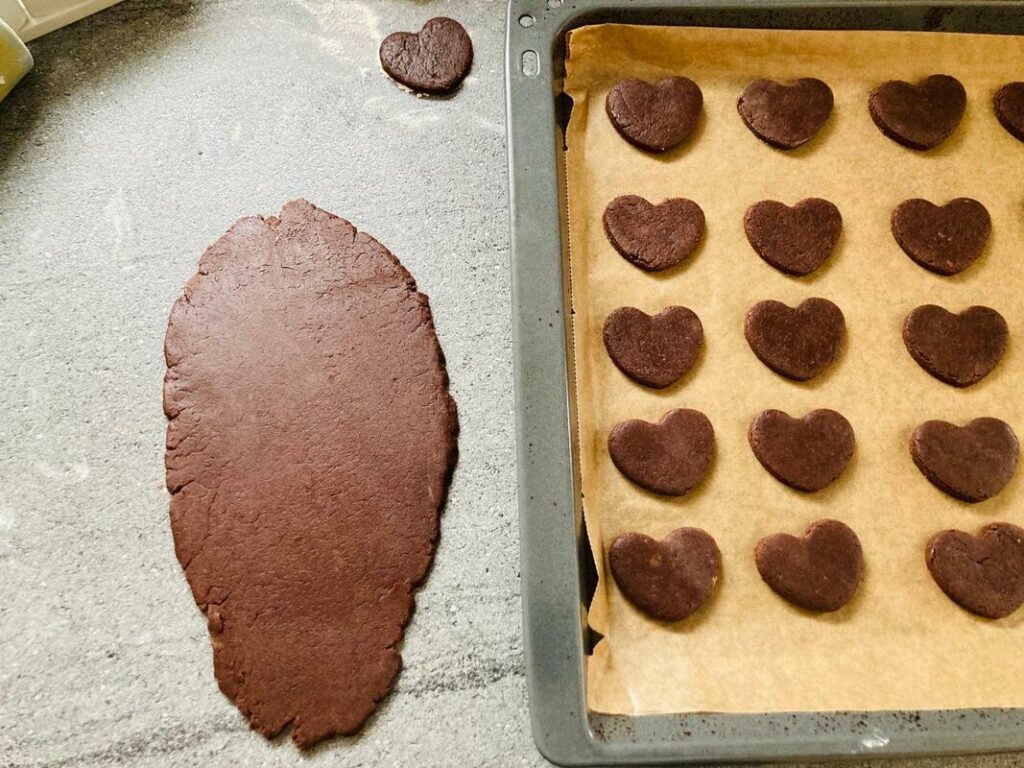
[{"xmin": 0, "ymin": 1, "xmax": 1019, "ymax": 766}]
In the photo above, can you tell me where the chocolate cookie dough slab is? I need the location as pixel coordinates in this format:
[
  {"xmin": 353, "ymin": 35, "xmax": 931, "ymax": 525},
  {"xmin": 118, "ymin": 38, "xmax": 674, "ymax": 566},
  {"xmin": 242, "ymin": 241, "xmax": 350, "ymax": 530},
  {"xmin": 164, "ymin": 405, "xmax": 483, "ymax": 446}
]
[{"xmin": 164, "ymin": 199, "xmax": 458, "ymax": 748}]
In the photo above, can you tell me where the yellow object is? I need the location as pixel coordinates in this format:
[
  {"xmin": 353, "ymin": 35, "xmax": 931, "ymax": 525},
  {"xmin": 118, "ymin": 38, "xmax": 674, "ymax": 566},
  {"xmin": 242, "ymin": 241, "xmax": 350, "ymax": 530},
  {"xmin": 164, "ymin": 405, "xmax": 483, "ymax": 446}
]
[{"xmin": 0, "ymin": 14, "xmax": 31, "ymax": 103}]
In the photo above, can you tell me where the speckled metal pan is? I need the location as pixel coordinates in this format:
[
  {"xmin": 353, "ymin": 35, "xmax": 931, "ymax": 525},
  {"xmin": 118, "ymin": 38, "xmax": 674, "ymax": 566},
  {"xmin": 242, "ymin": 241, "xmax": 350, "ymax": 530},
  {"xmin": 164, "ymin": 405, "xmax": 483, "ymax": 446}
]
[{"xmin": 506, "ymin": 1, "xmax": 1024, "ymax": 764}]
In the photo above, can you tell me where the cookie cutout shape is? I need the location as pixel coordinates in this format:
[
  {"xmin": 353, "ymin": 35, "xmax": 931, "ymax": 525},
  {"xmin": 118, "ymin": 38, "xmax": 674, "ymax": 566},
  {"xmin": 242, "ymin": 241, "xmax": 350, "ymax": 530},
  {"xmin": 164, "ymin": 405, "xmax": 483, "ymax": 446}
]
[
  {"xmin": 605, "ymin": 77, "xmax": 703, "ymax": 152},
  {"xmin": 603, "ymin": 306, "xmax": 703, "ymax": 388},
  {"xmin": 164, "ymin": 200, "xmax": 459, "ymax": 749},
  {"xmin": 379, "ymin": 17, "xmax": 473, "ymax": 95},
  {"xmin": 868, "ymin": 74, "xmax": 966, "ymax": 150},
  {"xmin": 911, "ymin": 418, "xmax": 1018, "ymax": 503},
  {"xmin": 748, "ymin": 409, "xmax": 855, "ymax": 493},
  {"xmin": 891, "ymin": 198, "xmax": 991, "ymax": 276},
  {"xmin": 603, "ymin": 195, "xmax": 705, "ymax": 272},
  {"xmin": 744, "ymin": 298, "xmax": 845, "ymax": 382},
  {"xmin": 744, "ymin": 198, "xmax": 842, "ymax": 276},
  {"xmin": 610, "ymin": 528, "xmax": 721, "ymax": 622},
  {"xmin": 994, "ymin": 82, "xmax": 1024, "ymax": 142},
  {"xmin": 927, "ymin": 523, "xmax": 1024, "ymax": 619},
  {"xmin": 737, "ymin": 78, "xmax": 834, "ymax": 149},
  {"xmin": 755, "ymin": 520, "xmax": 864, "ymax": 612},
  {"xmin": 903, "ymin": 305, "xmax": 1008, "ymax": 387},
  {"xmin": 608, "ymin": 408, "xmax": 714, "ymax": 496}
]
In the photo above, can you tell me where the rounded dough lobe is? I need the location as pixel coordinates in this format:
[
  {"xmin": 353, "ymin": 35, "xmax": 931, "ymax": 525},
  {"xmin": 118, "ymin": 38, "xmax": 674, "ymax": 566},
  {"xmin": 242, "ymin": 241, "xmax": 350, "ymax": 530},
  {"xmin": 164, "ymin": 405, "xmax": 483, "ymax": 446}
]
[{"xmin": 164, "ymin": 199, "xmax": 458, "ymax": 749}]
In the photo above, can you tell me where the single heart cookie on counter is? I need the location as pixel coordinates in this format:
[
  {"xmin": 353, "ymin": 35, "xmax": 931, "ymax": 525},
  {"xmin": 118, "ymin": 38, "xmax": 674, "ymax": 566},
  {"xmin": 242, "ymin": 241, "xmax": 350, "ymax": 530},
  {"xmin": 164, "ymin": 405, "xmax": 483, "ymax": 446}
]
[
  {"xmin": 903, "ymin": 305, "xmax": 1008, "ymax": 387},
  {"xmin": 868, "ymin": 74, "xmax": 966, "ymax": 150},
  {"xmin": 994, "ymin": 82, "xmax": 1024, "ymax": 142},
  {"xmin": 379, "ymin": 18, "xmax": 473, "ymax": 95},
  {"xmin": 737, "ymin": 78, "xmax": 834, "ymax": 149},
  {"xmin": 608, "ymin": 408, "xmax": 714, "ymax": 496},
  {"xmin": 891, "ymin": 198, "xmax": 991, "ymax": 276},
  {"xmin": 610, "ymin": 527, "xmax": 721, "ymax": 622},
  {"xmin": 605, "ymin": 77, "xmax": 703, "ymax": 152},
  {"xmin": 744, "ymin": 298, "xmax": 845, "ymax": 381},
  {"xmin": 755, "ymin": 519, "xmax": 864, "ymax": 612},
  {"xmin": 748, "ymin": 409, "xmax": 855, "ymax": 492},
  {"xmin": 744, "ymin": 198, "xmax": 842, "ymax": 276},
  {"xmin": 911, "ymin": 418, "xmax": 1019, "ymax": 503},
  {"xmin": 927, "ymin": 523, "xmax": 1024, "ymax": 619},
  {"xmin": 603, "ymin": 195, "xmax": 705, "ymax": 271},
  {"xmin": 603, "ymin": 306, "xmax": 703, "ymax": 388}
]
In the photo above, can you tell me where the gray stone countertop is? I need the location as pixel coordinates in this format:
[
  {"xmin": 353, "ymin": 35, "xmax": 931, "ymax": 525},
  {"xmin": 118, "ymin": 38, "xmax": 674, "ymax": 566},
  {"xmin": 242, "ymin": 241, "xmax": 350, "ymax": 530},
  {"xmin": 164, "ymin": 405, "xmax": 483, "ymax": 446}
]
[{"xmin": 0, "ymin": 1, "xmax": 1019, "ymax": 766}]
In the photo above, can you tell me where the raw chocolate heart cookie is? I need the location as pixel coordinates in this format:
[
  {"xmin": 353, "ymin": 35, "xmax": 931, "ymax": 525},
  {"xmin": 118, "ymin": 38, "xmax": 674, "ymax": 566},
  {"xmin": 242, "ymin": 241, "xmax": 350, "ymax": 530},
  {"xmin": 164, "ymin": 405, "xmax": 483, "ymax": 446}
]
[
  {"xmin": 927, "ymin": 523, "xmax": 1024, "ymax": 619},
  {"xmin": 749, "ymin": 409, "xmax": 855, "ymax": 492},
  {"xmin": 994, "ymin": 82, "xmax": 1024, "ymax": 142},
  {"xmin": 744, "ymin": 298, "xmax": 845, "ymax": 381},
  {"xmin": 606, "ymin": 77, "xmax": 703, "ymax": 152},
  {"xmin": 744, "ymin": 198, "xmax": 842, "ymax": 276},
  {"xmin": 903, "ymin": 305, "xmax": 1008, "ymax": 387},
  {"xmin": 911, "ymin": 418, "xmax": 1019, "ymax": 503},
  {"xmin": 737, "ymin": 78, "xmax": 834, "ymax": 149},
  {"xmin": 755, "ymin": 519, "xmax": 864, "ymax": 612},
  {"xmin": 603, "ymin": 195, "xmax": 705, "ymax": 271},
  {"xmin": 379, "ymin": 17, "xmax": 473, "ymax": 95},
  {"xmin": 868, "ymin": 74, "xmax": 966, "ymax": 150},
  {"xmin": 610, "ymin": 527, "xmax": 721, "ymax": 622},
  {"xmin": 603, "ymin": 306, "xmax": 703, "ymax": 388},
  {"xmin": 609, "ymin": 408, "xmax": 714, "ymax": 496},
  {"xmin": 891, "ymin": 198, "xmax": 991, "ymax": 276}
]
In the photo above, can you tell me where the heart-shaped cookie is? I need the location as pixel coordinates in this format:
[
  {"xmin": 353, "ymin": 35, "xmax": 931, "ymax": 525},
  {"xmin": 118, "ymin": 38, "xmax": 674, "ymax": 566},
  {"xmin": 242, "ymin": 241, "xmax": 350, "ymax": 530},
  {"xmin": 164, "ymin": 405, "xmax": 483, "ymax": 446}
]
[
  {"xmin": 603, "ymin": 195, "xmax": 705, "ymax": 272},
  {"xmin": 911, "ymin": 418, "xmax": 1019, "ymax": 503},
  {"xmin": 755, "ymin": 519, "xmax": 864, "ymax": 612},
  {"xmin": 744, "ymin": 298, "xmax": 845, "ymax": 381},
  {"xmin": 609, "ymin": 408, "xmax": 714, "ymax": 496},
  {"xmin": 927, "ymin": 523, "xmax": 1024, "ymax": 619},
  {"xmin": 737, "ymin": 78, "xmax": 834, "ymax": 149},
  {"xmin": 903, "ymin": 305, "xmax": 1008, "ymax": 387},
  {"xmin": 605, "ymin": 77, "xmax": 704, "ymax": 153},
  {"xmin": 744, "ymin": 199, "xmax": 842, "ymax": 276},
  {"xmin": 868, "ymin": 74, "xmax": 966, "ymax": 150},
  {"xmin": 749, "ymin": 409, "xmax": 855, "ymax": 492},
  {"xmin": 379, "ymin": 17, "xmax": 473, "ymax": 95},
  {"xmin": 891, "ymin": 198, "xmax": 991, "ymax": 276},
  {"xmin": 610, "ymin": 527, "xmax": 721, "ymax": 622},
  {"xmin": 994, "ymin": 82, "xmax": 1024, "ymax": 143},
  {"xmin": 603, "ymin": 306, "xmax": 703, "ymax": 388}
]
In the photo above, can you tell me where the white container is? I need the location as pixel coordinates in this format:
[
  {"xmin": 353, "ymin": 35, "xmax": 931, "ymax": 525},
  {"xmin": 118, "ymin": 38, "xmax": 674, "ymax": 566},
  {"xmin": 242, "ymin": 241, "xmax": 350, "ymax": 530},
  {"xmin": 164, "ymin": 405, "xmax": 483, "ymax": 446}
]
[{"xmin": 0, "ymin": 0, "xmax": 124, "ymax": 42}]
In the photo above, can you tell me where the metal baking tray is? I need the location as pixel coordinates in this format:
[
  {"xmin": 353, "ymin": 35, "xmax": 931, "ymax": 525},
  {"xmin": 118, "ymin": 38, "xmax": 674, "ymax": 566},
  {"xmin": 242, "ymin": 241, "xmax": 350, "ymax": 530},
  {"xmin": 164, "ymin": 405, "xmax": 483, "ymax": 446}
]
[{"xmin": 506, "ymin": 0, "xmax": 1024, "ymax": 764}]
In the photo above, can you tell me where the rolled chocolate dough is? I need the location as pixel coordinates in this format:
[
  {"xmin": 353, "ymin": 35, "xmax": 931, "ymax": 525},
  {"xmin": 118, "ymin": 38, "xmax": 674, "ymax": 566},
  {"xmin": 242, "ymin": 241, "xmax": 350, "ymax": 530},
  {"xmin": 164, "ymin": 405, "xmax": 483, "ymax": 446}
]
[{"xmin": 163, "ymin": 199, "xmax": 458, "ymax": 748}]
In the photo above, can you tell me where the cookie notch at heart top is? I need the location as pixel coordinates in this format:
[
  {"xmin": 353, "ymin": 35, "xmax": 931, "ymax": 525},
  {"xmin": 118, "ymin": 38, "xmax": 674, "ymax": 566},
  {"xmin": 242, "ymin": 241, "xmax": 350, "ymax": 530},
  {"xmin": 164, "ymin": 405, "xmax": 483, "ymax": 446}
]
[
  {"xmin": 608, "ymin": 408, "xmax": 715, "ymax": 496},
  {"xmin": 927, "ymin": 523, "xmax": 1024, "ymax": 619},
  {"xmin": 902, "ymin": 305, "xmax": 1008, "ymax": 387},
  {"xmin": 744, "ymin": 198, "xmax": 842, "ymax": 276},
  {"xmin": 911, "ymin": 418, "xmax": 1019, "ymax": 503},
  {"xmin": 737, "ymin": 78, "xmax": 834, "ymax": 150},
  {"xmin": 748, "ymin": 409, "xmax": 855, "ymax": 492},
  {"xmin": 868, "ymin": 74, "xmax": 966, "ymax": 150},
  {"xmin": 744, "ymin": 298, "xmax": 845, "ymax": 382},
  {"xmin": 606, "ymin": 77, "xmax": 704, "ymax": 153},
  {"xmin": 603, "ymin": 306, "xmax": 704, "ymax": 389},
  {"xmin": 891, "ymin": 198, "xmax": 991, "ymax": 276},
  {"xmin": 379, "ymin": 17, "xmax": 473, "ymax": 95},
  {"xmin": 603, "ymin": 195, "xmax": 706, "ymax": 272}
]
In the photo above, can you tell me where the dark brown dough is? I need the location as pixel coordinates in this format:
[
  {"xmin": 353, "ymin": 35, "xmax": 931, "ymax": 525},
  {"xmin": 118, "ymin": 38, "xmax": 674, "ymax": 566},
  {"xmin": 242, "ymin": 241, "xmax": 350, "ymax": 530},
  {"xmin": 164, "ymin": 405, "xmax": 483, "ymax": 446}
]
[
  {"xmin": 744, "ymin": 198, "xmax": 842, "ymax": 276},
  {"xmin": 737, "ymin": 78, "xmax": 834, "ymax": 149},
  {"xmin": 927, "ymin": 523, "xmax": 1024, "ymax": 619},
  {"xmin": 605, "ymin": 77, "xmax": 703, "ymax": 153},
  {"xmin": 868, "ymin": 74, "xmax": 966, "ymax": 150},
  {"xmin": 608, "ymin": 408, "xmax": 714, "ymax": 497},
  {"xmin": 603, "ymin": 195, "xmax": 705, "ymax": 272},
  {"xmin": 603, "ymin": 306, "xmax": 703, "ymax": 388},
  {"xmin": 891, "ymin": 198, "xmax": 991, "ymax": 276},
  {"xmin": 910, "ymin": 418, "xmax": 1018, "ymax": 503},
  {"xmin": 902, "ymin": 305, "xmax": 1008, "ymax": 387},
  {"xmin": 609, "ymin": 528, "xmax": 721, "ymax": 622},
  {"xmin": 994, "ymin": 82, "xmax": 1024, "ymax": 142},
  {"xmin": 379, "ymin": 17, "xmax": 472, "ymax": 95},
  {"xmin": 755, "ymin": 519, "xmax": 864, "ymax": 612},
  {"xmin": 744, "ymin": 298, "xmax": 845, "ymax": 382},
  {"xmin": 163, "ymin": 199, "xmax": 458, "ymax": 749},
  {"xmin": 748, "ymin": 409, "xmax": 855, "ymax": 493}
]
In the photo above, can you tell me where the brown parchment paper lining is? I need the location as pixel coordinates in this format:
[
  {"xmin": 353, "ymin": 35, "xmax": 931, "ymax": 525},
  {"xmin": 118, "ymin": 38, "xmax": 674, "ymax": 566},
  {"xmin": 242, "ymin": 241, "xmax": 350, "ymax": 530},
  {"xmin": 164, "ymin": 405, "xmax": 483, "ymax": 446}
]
[{"xmin": 565, "ymin": 24, "xmax": 1024, "ymax": 716}]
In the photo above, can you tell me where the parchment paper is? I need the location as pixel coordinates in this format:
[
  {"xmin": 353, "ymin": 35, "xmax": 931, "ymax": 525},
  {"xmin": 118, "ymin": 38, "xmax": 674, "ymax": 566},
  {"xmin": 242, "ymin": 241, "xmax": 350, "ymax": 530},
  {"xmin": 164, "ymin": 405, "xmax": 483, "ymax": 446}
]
[{"xmin": 565, "ymin": 24, "xmax": 1024, "ymax": 716}]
